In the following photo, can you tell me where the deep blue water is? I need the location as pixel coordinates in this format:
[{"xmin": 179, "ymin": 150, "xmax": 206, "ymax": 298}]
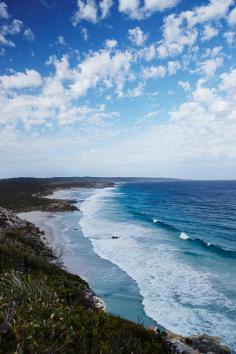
[
  {"xmin": 118, "ymin": 181, "xmax": 236, "ymax": 254},
  {"xmin": 49, "ymin": 181, "xmax": 236, "ymax": 351}
]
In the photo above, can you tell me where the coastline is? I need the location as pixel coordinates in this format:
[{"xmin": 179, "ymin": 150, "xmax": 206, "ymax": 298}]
[
  {"xmin": 16, "ymin": 186, "xmax": 156, "ymax": 323},
  {"xmin": 17, "ymin": 191, "xmax": 106, "ymax": 312},
  {"xmin": 16, "ymin": 186, "xmax": 233, "ymax": 353}
]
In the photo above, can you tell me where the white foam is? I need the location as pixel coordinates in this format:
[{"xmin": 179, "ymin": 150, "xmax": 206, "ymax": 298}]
[
  {"xmin": 153, "ymin": 218, "xmax": 159, "ymax": 223},
  {"xmin": 79, "ymin": 187, "xmax": 236, "ymax": 349},
  {"xmin": 180, "ymin": 232, "xmax": 190, "ymax": 240}
]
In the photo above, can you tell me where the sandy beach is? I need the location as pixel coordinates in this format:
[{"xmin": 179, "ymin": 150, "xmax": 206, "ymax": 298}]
[{"xmin": 17, "ymin": 211, "xmax": 55, "ymax": 244}]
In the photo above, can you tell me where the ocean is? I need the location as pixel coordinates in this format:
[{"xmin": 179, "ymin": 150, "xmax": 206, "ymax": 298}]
[{"xmin": 48, "ymin": 181, "xmax": 236, "ymax": 351}]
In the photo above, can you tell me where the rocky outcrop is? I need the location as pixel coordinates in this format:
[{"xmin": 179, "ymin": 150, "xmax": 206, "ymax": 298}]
[
  {"xmin": 43, "ymin": 201, "xmax": 79, "ymax": 212},
  {"xmin": 165, "ymin": 331, "xmax": 231, "ymax": 354},
  {"xmin": 0, "ymin": 207, "xmax": 44, "ymax": 236}
]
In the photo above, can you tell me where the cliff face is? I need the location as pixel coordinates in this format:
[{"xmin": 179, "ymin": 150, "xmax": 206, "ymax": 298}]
[{"xmin": 0, "ymin": 207, "xmax": 32, "ymax": 229}]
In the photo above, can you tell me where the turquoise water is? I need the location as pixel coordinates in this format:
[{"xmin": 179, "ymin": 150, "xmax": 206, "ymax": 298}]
[{"xmin": 50, "ymin": 181, "xmax": 236, "ymax": 351}]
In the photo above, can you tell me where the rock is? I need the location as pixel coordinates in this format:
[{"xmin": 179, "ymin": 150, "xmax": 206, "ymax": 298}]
[
  {"xmin": 164, "ymin": 331, "xmax": 231, "ymax": 354},
  {"xmin": 0, "ymin": 207, "xmax": 44, "ymax": 240},
  {"xmin": 44, "ymin": 202, "xmax": 79, "ymax": 212},
  {"xmin": 0, "ymin": 207, "xmax": 28, "ymax": 229}
]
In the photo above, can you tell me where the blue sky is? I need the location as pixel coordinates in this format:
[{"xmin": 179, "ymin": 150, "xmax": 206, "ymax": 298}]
[{"xmin": 0, "ymin": 0, "xmax": 236, "ymax": 179}]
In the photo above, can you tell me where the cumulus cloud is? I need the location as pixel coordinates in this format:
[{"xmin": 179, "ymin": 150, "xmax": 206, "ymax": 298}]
[
  {"xmin": 143, "ymin": 65, "xmax": 166, "ymax": 79},
  {"xmin": 0, "ymin": 70, "xmax": 42, "ymax": 90},
  {"xmin": 70, "ymin": 48, "xmax": 133, "ymax": 98},
  {"xmin": 72, "ymin": 0, "xmax": 179, "ymax": 23},
  {"xmin": 23, "ymin": 28, "xmax": 35, "ymax": 42},
  {"xmin": 105, "ymin": 39, "xmax": 117, "ymax": 48},
  {"xmin": 118, "ymin": 0, "xmax": 179, "ymax": 19},
  {"xmin": 0, "ymin": 45, "xmax": 134, "ymax": 128},
  {"xmin": 178, "ymin": 80, "xmax": 191, "ymax": 91},
  {"xmin": 199, "ymin": 57, "xmax": 223, "ymax": 78},
  {"xmin": 167, "ymin": 60, "xmax": 181, "ymax": 75},
  {"xmin": 220, "ymin": 68, "xmax": 236, "ymax": 93},
  {"xmin": 72, "ymin": 0, "xmax": 97, "ymax": 24},
  {"xmin": 224, "ymin": 31, "xmax": 235, "ymax": 45},
  {"xmin": 128, "ymin": 27, "xmax": 147, "ymax": 46},
  {"xmin": 127, "ymin": 83, "xmax": 144, "ymax": 97},
  {"xmin": 201, "ymin": 24, "xmax": 219, "ymax": 40},
  {"xmin": 156, "ymin": 0, "xmax": 233, "ymax": 59},
  {"xmin": 0, "ymin": 1, "xmax": 8, "ymax": 19},
  {"xmin": 100, "ymin": 0, "xmax": 113, "ymax": 19},
  {"xmin": 0, "ymin": 34, "xmax": 14, "ymax": 47},
  {"xmin": 0, "ymin": 2, "xmax": 30, "ymax": 48},
  {"xmin": 142, "ymin": 61, "xmax": 180, "ymax": 79},
  {"xmin": 228, "ymin": 6, "xmax": 236, "ymax": 26},
  {"xmin": 72, "ymin": 0, "xmax": 113, "ymax": 24}
]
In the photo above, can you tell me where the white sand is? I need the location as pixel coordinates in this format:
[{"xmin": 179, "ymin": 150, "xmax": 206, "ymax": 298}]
[{"xmin": 17, "ymin": 211, "xmax": 55, "ymax": 244}]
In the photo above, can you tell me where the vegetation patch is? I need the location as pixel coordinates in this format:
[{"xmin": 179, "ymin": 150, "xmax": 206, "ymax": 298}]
[{"xmin": 0, "ymin": 206, "xmax": 168, "ymax": 353}]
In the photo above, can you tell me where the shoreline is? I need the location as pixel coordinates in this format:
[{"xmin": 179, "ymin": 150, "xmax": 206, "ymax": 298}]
[
  {"xmin": 16, "ymin": 186, "xmax": 233, "ymax": 353},
  {"xmin": 17, "ymin": 189, "xmax": 107, "ymax": 312}
]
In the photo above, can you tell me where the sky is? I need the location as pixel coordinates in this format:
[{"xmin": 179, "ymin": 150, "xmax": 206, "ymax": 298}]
[{"xmin": 0, "ymin": 0, "xmax": 236, "ymax": 179}]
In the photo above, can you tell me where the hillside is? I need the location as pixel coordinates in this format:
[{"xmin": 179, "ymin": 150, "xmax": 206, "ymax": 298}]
[{"xmin": 0, "ymin": 207, "xmax": 168, "ymax": 353}]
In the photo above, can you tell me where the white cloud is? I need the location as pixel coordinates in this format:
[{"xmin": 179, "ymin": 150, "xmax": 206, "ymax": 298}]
[
  {"xmin": 224, "ymin": 31, "xmax": 235, "ymax": 45},
  {"xmin": 167, "ymin": 60, "xmax": 181, "ymax": 75},
  {"xmin": 0, "ymin": 4, "xmax": 27, "ymax": 48},
  {"xmin": 144, "ymin": 0, "xmax": 179, "ymax": 13},
  {"xmin": 143, "ymin": 65, "xmax": 166, "ymax": 79},
  {"xmin": 72, "ymin": 0, "xmax": 179, "ymax": 23},
  {"xmin": 204, "ymin": 46, "xmax": 223, "ymax": 57},
  {"xmin": 55, "ymin": 35, "xmax": 66, "ymax": 46},
  {"xmin": 127, "ymin": 83, "xmax": 144, "ymax": 97},
  {"xmin": 0, "ymin": 34, "xmax": 15, "ymax": 47},
  {"xmin": 201, "ymin": 24, "xmax": 219, "ymax": 40},
  {"xmin": 118, "ymin": 0, "xmax": 141, "ymax": 19},
  {"xmin": 100, "ymin": 0, "xmax": 113, "ymax": 19},
  {"xmin": 146, "ymin": 110, "xmax": 159, "ymax": 118},
  {"xmin": 105, "ymin": 39, "xmax": 117, "ymax": 48},
  {"xmin": 0, "ymin": 1, "xmax": 8, "ymax": 19},
  {"xmin": 178, "ymin": 81, "xmax": 191, "ymax": 91},
  {"xmin": 2, "ymin": 19, "xmax": 23, "ymax": 35},
  {"xmin": 70, "ymin": 48, "xmax": 133, "ymax": 98},
  {"xmin": 157, "ymin": 0, "xmax": 233, "ymax": 59},
  {"xmin": 157, "ymin": 13, "xmax": 198, "ymax": 58},
  {"xmin": 220, "ymin": 68, "xmax": 236, "ymax": 93},
  {"xmin": 23, "ymin": 28, "xmax": 35, "ymax": 42},
  {"xmin": 72, "ymin": 0, "xmax": 97, "ymax": 24},
  {"xmin": 138, "ymin": 44, "xmax": 156, "ymax": 61},
  {"xmin": 80, "ymin": 27, "xmax": 89, "ymax": 41},
  {"xmin": 72, "ymin": 0, "xmax": 113, "ymax": 24},
  {"xmin": 118, "ymin": 0, "xmax": 179, "ymax": 19},
  {"xmin": 0, "ymin": 69, "xmax": 42, "ymax": 90},
  {"xmin": 128, "ymin": 27, "xmax": 147, "ymax": 46},
  {"xmin": 228, "ymin": 6, "xmax": 236, "ymax": 26},
  {"xmin": 199, "ymin": 57, "xmax": 223, "ymax": 78},
  {"xmin": 186, "ymin": 0, "xmax": 234, "ymax": 27}
]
